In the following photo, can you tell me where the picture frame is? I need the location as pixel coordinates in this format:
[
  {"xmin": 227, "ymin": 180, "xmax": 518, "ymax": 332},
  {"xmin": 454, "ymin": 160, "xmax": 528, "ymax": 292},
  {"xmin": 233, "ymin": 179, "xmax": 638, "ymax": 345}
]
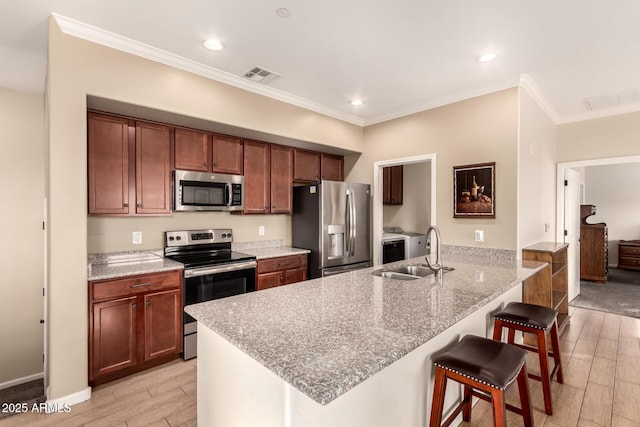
[{"xmin": 453, "ymin": 162, "xmax": 495, "ymax": 218}]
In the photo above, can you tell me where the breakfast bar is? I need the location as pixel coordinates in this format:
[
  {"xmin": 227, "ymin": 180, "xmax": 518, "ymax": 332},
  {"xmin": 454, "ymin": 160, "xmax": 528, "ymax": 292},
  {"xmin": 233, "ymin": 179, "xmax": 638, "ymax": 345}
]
[{"xmin": 185, "ymin": 256, "xmax": 546, "ymax": 426}]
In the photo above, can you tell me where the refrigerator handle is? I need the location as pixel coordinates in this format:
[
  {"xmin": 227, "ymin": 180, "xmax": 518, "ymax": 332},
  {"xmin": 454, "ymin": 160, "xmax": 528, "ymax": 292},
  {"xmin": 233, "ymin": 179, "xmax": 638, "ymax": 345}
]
[
  {"xmin": 346, "ymin": 188, "xmax": 356, "ymax": 256},
  {"xmin": 345, "ymin": 190, "xmax": 352, "ymax": 256}
]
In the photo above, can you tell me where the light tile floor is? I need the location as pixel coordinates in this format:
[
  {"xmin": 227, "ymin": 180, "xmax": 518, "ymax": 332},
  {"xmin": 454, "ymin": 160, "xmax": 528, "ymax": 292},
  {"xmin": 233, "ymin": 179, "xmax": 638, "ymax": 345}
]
[{"xmin": 0, "ymin": 306, "xmax": 638, "ymax": 426}]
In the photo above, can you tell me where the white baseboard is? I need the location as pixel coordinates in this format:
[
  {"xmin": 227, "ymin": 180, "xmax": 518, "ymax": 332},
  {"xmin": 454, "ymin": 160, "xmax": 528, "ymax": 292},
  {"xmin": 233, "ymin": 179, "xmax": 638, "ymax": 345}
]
[
  {"xmin": 0, "ymin": 372, "xmax": 44, "ymax": 391},
  {"xmin": 46, "ymin": 386, "xmax": 91, "ymax": 406}
]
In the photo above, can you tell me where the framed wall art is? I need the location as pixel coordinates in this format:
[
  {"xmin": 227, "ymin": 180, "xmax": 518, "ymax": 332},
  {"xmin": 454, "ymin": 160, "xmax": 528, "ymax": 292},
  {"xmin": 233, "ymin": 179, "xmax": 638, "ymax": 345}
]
[{"xmin": 453, "ymin": 162, "xmax": 495, "ymax": 218}]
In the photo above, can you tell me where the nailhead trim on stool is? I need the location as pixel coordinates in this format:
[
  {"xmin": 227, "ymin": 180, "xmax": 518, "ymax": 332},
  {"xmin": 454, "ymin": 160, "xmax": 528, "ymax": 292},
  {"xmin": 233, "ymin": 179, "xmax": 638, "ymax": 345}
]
[
  {"xmin": 429, "ymin": 335, "xmax": 534, "ymax": 427},
  {"xmin": 492, "ymin": 301, "xmax": 564, "ymax": 416}
]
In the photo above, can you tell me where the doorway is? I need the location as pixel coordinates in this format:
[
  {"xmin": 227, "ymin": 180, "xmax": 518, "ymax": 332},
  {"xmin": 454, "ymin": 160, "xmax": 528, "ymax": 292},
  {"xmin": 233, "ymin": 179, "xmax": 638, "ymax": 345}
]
[
  {"xmin": 373, "ymin": 154, "xmax": 437, "ymax": 266},
  {"xmin": 557, "ymin": 154, "xmax": 640, "ymax": 317}
]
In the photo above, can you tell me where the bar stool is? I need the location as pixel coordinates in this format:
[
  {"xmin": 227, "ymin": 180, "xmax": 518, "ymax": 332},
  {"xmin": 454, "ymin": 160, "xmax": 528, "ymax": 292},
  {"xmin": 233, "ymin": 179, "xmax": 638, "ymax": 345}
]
[
  {"xmin": 429, "ymin": 335, "xmax": 533, "ymax": 427},
  {"xmin": 492, "ymin": 302, "xmax": 564, "ymax": 415}
]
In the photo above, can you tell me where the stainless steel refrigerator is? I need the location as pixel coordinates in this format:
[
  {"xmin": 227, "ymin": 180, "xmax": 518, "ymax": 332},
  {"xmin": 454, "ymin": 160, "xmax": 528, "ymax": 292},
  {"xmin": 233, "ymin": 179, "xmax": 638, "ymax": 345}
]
[{"xmin": 293, "ymin": 180, "xmax": 371, "ymax": 278}]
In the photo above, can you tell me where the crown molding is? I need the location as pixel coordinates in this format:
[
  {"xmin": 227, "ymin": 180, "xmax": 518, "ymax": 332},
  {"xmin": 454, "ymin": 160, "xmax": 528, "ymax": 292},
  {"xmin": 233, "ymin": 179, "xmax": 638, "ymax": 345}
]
[
  {"xmin": 363, "ymin": 78, "xmax": 521, "ymax": 126},
  {"xmin": 52, "ymin": 13, "xmax": 365, "ymax": 127},
  {"xmin": 518, "ymin": 74, "xmax": 559, "ymax": 124}
]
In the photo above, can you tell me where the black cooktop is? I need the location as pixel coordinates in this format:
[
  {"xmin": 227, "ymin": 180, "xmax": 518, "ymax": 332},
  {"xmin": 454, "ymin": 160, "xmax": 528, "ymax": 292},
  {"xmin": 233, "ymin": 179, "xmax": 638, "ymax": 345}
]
[{"xmin": 167, "ymin": 249, "xmax": 255, "ymax": 269}]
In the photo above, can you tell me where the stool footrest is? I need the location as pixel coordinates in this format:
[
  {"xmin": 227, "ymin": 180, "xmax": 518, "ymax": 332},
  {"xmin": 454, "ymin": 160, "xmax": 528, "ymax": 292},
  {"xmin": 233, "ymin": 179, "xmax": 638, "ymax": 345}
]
[{"xmin": 471, "ymin": 391, "xmax": 526, "ymax": 416}]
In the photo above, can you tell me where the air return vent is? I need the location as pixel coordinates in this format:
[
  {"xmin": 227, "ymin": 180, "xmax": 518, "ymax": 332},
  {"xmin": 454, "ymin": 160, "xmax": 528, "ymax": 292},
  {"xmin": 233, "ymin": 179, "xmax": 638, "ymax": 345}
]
[
  {"xmin": 584, "ymin": 87, "xmax": 640, "ymax": 111},
  {"xmin": 242, "ymin": 66, "xmax": 280, "ymax": 84}
]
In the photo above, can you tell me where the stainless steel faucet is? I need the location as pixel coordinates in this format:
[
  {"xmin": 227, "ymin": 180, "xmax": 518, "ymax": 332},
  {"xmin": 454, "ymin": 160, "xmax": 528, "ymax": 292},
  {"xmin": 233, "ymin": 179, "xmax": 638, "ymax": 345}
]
[{"xmin": 425, "ymin": 225, "xmax": 443, "ymax": 279}]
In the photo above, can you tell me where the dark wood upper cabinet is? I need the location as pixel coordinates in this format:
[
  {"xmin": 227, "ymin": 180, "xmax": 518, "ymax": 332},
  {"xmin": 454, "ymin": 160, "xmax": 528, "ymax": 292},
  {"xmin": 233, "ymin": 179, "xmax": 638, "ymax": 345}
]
[
  {"xmin": 135, "ymin": 122, "xmax": 171, "ymax": 214},
  {"xmin": 88, "ymin": 113, "xmax": 131, "ymax": 214},
  {"xmin": 174, "ymin": 128, "xmax": 209, "ymax": 172},
  {"xmin": 321, "ymin": 154, "xmax": 344, "ymax": 181},
  {"xmin": 212, "ymin": 134, "xmax": 243, "ymax": 175},
  {"xmin": 270, "ymin": 145, "xmax": 294, "ymax": 214},
  {"xmin": 383, "ymin": 165, "xmax": 403, "ymax": 205},
  {"xmin": 294, "ymin": 149, "xmax": 321, "ymax": 182},
  {"xmin": 243, "ymin": 140, "xmax": 270, "ymax": 214}
]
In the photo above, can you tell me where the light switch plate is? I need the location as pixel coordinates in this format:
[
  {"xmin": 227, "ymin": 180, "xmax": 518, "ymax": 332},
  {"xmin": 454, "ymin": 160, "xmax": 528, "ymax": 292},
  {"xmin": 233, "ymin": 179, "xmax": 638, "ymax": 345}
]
[
  {"xmin": 474, "ymin": 230, "xmax": 484, "ymax": 242},
  {"xmin": 258, "ymin": 226, "xmax": 265, "ymax": 236},
  {"xmin": 132, "ymin": 231, "xmax": 142, "ymax": 245}
]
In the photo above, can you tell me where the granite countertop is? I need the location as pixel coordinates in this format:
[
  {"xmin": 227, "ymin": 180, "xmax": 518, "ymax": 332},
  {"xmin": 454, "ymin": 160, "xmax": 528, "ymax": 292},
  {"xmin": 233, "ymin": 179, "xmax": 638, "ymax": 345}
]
[
  {"xmin": 185, "ymin": 255, "xmax": 546, "ymax": 405},
  {"xmin": 239, "ymin": 246, "xmax": 310, "ymax": 259},
  {"xmin": 88, "ymin": 250, "xmax": 183, "ymax": 281}
]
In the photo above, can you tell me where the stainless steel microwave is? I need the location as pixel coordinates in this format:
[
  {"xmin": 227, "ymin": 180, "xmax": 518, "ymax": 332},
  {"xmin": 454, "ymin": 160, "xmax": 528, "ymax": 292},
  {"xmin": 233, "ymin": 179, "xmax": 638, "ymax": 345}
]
[{"xmin": 173, "ymin": 170, "xmax": 244, "ymax": 211}]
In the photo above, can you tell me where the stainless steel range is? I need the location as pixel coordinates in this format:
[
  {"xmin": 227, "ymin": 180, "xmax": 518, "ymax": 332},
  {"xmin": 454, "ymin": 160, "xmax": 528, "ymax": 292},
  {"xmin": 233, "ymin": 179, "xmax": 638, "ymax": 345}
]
[{"xmin": 164, "ymin": 229, "xmax": 256, "ymax": 360}]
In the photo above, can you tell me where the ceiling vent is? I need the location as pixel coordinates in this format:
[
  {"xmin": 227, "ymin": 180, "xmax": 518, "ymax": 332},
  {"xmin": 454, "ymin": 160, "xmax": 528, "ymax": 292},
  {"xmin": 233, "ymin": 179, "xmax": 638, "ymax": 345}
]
[
  {"xmin": 584, "ymin": 87, "xmax": 640, "ymax": 111},
  {"xmin": 242, "ymin": 66, "xmax": 280, "ymax": 84}
]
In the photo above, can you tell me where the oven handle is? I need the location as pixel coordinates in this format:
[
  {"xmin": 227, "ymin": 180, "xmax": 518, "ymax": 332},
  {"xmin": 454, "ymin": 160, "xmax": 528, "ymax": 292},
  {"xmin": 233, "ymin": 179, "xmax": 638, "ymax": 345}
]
[{"xmin": 184, "ymin": 260, "xmax": 257, "ymax": 278}]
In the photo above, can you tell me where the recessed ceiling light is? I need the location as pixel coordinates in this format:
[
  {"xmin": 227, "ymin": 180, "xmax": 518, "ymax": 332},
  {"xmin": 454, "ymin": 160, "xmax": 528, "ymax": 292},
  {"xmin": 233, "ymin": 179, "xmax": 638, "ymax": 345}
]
[
  {"xmin": 351, "ymin": 99, "xmax": 363, "ymax": 106},
  {"xmin": 203, "ymin": 39, "xmax": 224, "ymax": 51},
  {"xmin": 276, "ymin": 8, "xmax": 292, "ymax": 18},
  {"xmin": 478, "ymin": 52, "xmax": 500, "ymax": 63}
]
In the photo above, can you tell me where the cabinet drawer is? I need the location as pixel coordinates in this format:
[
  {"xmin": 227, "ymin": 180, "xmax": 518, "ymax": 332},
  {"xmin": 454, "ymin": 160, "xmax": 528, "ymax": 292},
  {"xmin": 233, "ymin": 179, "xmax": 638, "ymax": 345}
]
[
  {"xmin": 92, "ymin": 270, "xmax": 181, "ymax": 301},
  {"xmin": 619, "ymin": 256, "xmax": 640, "ymax": 267},
  {"xmin": 257, "ymin": 254, "xmax": 307, "ymax": 274},
  {"xmin": 619, "ymin": 245, "xmax": 640, "ymax": 257}
]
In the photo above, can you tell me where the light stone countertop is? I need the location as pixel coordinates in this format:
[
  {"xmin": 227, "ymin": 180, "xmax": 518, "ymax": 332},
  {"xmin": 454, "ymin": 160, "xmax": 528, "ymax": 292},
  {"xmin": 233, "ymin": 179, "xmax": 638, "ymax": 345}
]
[
  {"xmin": 239, "ymin": 246, "xmax": 310, "ymax": 259},
  {"xmin": 185, "ymin": 255, "xmax": 547, "ymax": 405},
  {"xmin": 88, "ymin": 250, "xmax": 183, "ymax": 281}
]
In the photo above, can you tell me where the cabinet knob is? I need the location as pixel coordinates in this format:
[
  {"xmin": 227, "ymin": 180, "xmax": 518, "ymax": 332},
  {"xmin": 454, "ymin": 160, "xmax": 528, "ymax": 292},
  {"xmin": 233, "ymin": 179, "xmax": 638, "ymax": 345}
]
[
  {"xmin": 204, "ymin": 162, "xmax": 208, "ymax": 166},
  {"xmin": 272, "ymin": 205, "xmax": 276, "ymax": 208},
  {"xmin": 123, "ymin": 203, "xmax": 129, "ymax": 208},
  {"xmin": 137, "ymin": 203, "xmax": 142, "ymax": 208},
  {"xmin": 146, "ymin": 301, "xmax": 151, "ymax": 307},
  {"xmin": 265, "ymin": 206, "xmax": 268, "ymax": 209},
  {"xmin": 213, "ymin": 162, "xmax": 217, "ymax": 167},
  {"xmin": 132, "ymin": 304, "xmax": 137, "ymax": 309}
]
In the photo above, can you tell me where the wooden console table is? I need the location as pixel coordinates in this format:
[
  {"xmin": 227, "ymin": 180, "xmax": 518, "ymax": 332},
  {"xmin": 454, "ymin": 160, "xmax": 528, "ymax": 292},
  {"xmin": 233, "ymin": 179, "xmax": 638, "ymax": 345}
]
[{"xmin": 618, "ymin": 240, "xmax": 640, "ymax": 271}]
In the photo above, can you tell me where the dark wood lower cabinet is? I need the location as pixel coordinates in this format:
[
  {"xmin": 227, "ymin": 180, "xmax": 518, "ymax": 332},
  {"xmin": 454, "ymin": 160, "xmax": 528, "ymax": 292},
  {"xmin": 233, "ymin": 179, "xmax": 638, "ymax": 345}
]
[
  {"xmin": 89, "ymin": 270, "xmax": 182, "ymax": 386},
  {"xmin": 257, "ymin": 254, "xmax": 308, "ymax": 290}
]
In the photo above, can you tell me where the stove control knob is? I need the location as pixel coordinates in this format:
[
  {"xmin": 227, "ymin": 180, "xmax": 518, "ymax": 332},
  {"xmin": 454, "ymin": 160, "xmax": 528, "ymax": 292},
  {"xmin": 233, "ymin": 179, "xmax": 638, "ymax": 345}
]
[
  {"xmin": 168, "ymin": 236, "xmax": 175, "ymax": 241},
  {"xmin": 176, "ymin": 236, "xmax": 182, "ymax": 241}
]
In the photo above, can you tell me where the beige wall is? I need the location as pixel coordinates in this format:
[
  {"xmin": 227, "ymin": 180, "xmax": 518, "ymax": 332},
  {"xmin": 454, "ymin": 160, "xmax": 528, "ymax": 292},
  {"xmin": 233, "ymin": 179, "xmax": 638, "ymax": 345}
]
[
  {"xmin": 0, "ymin": 87, "xmax": 44, "ymax": 385},
  {"xmin": 352, "ymin": 88, "xmax": 519, "ymax": 249},
  {"xmin": 47, "ymin": 20, "xmax": 364, "ymax": 400},
  {"xmin": 382, "ymin": 162, "xmax": 431, "ymax": 233},
  {"xmin": 557, "ymin": 111, "xmax": 640, "ymax": 162},
  {"xmin": 517, "ymin": 88, "xmax": 557, "ymax": 252}
]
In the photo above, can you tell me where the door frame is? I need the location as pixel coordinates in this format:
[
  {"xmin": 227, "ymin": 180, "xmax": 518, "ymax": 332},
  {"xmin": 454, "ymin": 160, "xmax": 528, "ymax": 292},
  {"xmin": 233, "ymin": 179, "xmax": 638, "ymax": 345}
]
[{"xmin": 373, "ymin": 154, "xmax": 437, "ymax": 266}]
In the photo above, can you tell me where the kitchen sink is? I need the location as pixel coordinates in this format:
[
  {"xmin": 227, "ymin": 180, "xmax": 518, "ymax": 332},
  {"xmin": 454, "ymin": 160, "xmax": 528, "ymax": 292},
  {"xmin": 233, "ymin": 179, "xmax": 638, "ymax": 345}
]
[{"xmin": 371, "ymin": 264, "xmax": 454, "ymax": 280}]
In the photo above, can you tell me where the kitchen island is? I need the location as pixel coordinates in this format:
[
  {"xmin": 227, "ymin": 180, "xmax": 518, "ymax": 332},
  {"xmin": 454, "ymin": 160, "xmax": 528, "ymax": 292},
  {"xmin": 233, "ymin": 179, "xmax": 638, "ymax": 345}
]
[{"xmin": 185, "ymin": 255, "xmax": 546, "ymax": 426}]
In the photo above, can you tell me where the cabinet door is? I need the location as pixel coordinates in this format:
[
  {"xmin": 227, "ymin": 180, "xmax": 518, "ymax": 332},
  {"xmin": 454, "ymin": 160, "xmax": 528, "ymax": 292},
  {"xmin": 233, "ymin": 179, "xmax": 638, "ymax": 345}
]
[
  {"xmin": 383, "ymin": 166, "xmax": 403, "ymax": 205},
  {"xmin": 257, "ymin": 271, "xmax": 284, "ymax": 290},
  {"xmin": 174, "ymin": 128, "xmax": 209, "ymax": 172},
  {"xmin": 243, "ymin": 140, "xmax": 270, "ymax": 214},
  {"xmin": 285, "ymin": 267, "xmax": 306, "ymax": 285},
  {"xmin": 144, "ymin": 289, "xmax": 181, "ymax": 361},
  {"xmin": 294, "ymin": 149, "xmax": 321, "ymax": 182},
  {"xmin": 91, "ymin": 296, "xmax": 138, "ymax": 379},
  {"xmin": 88, "ymin": 113, "xmax": 131, "ymax": 214},
  {"xmin": 212, "ymin": 134, "xmax": 243, "ymax": 175},
  {"xmin": 135, "ymin": 121, "xmax": 171, "ymax": 214},
  {"xmin": 321, "ymin": 154, "xmax": 344, "ymax": 181},
  {"xmin": 270, "ymin": 145, "xmax": 293, "ymax": 214}
]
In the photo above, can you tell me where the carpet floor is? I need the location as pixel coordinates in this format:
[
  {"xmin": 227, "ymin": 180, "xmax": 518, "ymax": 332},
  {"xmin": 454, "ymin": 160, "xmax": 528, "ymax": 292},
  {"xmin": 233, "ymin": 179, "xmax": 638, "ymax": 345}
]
[
  {"xmin": 570, "ymin": 267, "xmax": 640, "ymax": 318},
  {"xmin": 0, "ymin": 379, "xmax": 45, "ymax": 420}
]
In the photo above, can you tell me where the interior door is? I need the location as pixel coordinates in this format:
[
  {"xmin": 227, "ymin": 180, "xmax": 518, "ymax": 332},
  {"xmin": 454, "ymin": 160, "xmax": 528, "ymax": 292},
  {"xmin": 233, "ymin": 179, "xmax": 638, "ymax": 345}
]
[{"xmin": 564, "ymin": 168, "xmax": 581, "ymax": 300}]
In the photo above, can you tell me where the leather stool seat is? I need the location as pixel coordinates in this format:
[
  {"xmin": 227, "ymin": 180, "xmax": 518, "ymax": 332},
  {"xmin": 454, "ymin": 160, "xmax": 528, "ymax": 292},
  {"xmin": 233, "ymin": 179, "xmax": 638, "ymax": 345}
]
[
  {"xmin": 433, "ymin": 335, "xmax": 527, "ymax": 390},
  {"xmin": 429, "ymin": 335, "xmax": 533, "ymax": 427},
  {"xmin": 494, "ymin": 302, "xmax": 557, "ymax": 330},
  {"xmin": 492, "ymin": 301, "xmax": 564, "ymax": 416}
]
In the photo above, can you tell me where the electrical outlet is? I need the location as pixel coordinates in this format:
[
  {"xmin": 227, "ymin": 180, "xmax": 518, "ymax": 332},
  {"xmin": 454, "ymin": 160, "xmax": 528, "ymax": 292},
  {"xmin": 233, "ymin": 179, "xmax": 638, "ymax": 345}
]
[
  {"xmin": 474, "ymin": 230, "xmax": 484, "ymax": 242},
  {"xmin": 132, "ymin": 231, "xmax": 142, "ymax": 245},
  {"xmin": 258, "ymin": 226, "xmax": 265, "ymax": 236},
  {"xmin": 544, "ymin": 223, "xmax": 550, "ymax": 233}
]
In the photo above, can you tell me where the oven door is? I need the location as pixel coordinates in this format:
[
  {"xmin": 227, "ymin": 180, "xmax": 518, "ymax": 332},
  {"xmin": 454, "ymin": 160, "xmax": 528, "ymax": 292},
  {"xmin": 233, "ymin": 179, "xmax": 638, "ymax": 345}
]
[
  {"xmin": 182, "ymin": 260, "xmax": 256, "ymax": 359},
  {"xmin": 382, "ymin": 239, "xmax": 406, "ymax": 264}
]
